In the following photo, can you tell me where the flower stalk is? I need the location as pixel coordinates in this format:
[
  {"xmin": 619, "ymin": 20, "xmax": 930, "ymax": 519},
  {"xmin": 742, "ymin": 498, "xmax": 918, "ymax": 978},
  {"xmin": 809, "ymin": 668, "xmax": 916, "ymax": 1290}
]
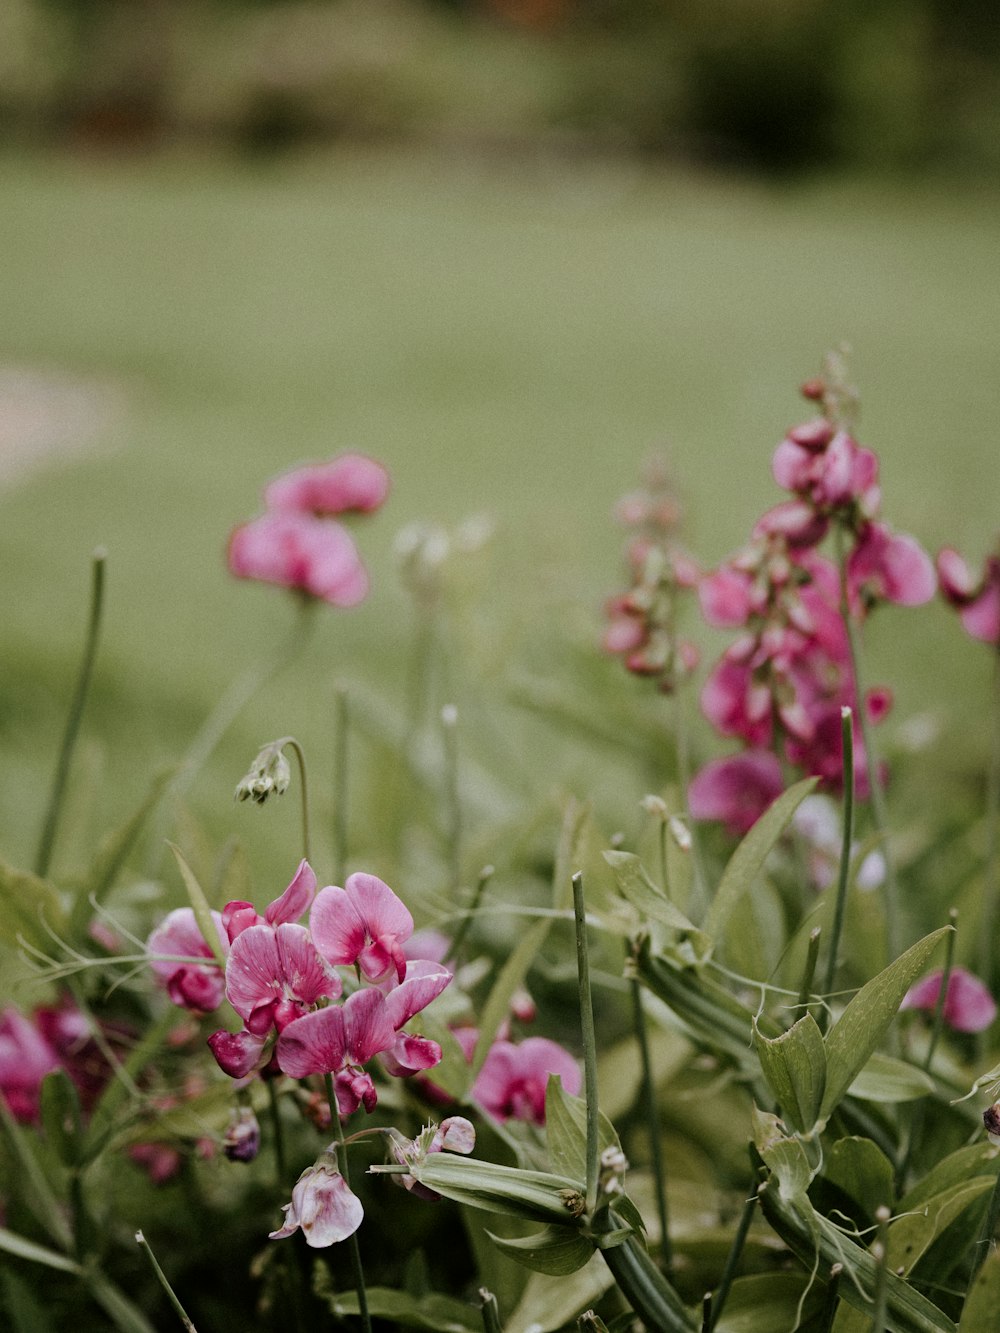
[
  {"xmin": 135, "ymin": 1229, "xmax": 198, "ymax": 1332},
  {"xmin": 325, "ymin": 1073, "xmax": 371, "ymax": 1333},
  {"xmin": 630, "ymin": 977, "xmax": 671, "ymax": 1272},
  {"xmin": 572, "ymin": 871, "xmax": 600, "ymax": 1217},
  {"xmin": 820, "ymin": 706, "xmax": 855, "ymax": 1028}
]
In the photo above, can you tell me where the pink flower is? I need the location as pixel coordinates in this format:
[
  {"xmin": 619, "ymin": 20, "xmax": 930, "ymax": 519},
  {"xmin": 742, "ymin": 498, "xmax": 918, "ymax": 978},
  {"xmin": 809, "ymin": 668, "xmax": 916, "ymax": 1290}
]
[
  {"xmin": 147, "ymin": 907, "xmax": 229, "ymax": 1013},
  {"xmin": 901, "ymin": 968, "xmax": 997, "ymax": 1034},
  {"xmin": 937, "ymin": 548, "xmax": 1000, "ymax": 645},
  {"xmin": 472, "ymin": 1037, "xmax": 581, "ymax": 1125},
  {"xmin": 264, "ymin": 454, "xmax": 390, "ymax": 517},
  {"xmin": 227, "ymin": 511, "xmax": 369, "ymax": 606},
  {"xmin": 0, "ymin": 1008, "xmax": 60, "ymax": 1124},
  {"xmin": 222, "ymin": 859, "xmax": 317, "ymax": 944},
  {"xmin": 699, "ymin": 567, "xmax": 754, "ymax": 628},
  {"xmin": 389, "ymin": 1116, "xmax": 476, "ymax": 1200},
  {"xmin": 276, "ymin": 989, "xmax": 396, "ymax": 1114},
  {"xmin": 847, "ymin": 522, "xmax": 935, "ymax": 612},
  {"xmin": 269, "ymin": 1153, "xmax": 364, "ymax": 1247},
  {"xmin": 688, "ymin": 751, "xmax": 784, "ymax": 836},
  {"xmin": 224, "ymin": 923, "xmax": 341, "ymax": 1037},
  {"xmin": 311, "ymin": 873, "xmax": 414, "ymax": 984}
]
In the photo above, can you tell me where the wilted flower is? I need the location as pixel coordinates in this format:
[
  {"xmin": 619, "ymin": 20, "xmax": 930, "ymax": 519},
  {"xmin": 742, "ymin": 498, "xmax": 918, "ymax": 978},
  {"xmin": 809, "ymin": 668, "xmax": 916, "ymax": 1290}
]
[
  {"xmin": 234, "ymin": 743, "xmax": 291, "ymax": 805},
  {"xmin": 901, "ymin": 968, "xmax": 997, "ymax": 1034},
  {"xmin": 269, "ymin": 1151, "xmax": 363, "ymax": 1247},
  {"xmin": 387, "ymin": 1116, "xmax": 476, "ymax": 1200}
]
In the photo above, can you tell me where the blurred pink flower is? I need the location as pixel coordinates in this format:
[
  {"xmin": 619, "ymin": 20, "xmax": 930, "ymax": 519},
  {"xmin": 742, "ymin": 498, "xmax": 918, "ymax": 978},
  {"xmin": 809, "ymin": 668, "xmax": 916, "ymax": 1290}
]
[
  {"xmin": 901, "ymin": 967, "xmax": 997, "ymax": 1034},
  {"xmin": 147, "ymin": 907, "xmax": 228, "ymax": 1013},
  {"xmin": 472, "ymin": 1036, "xmax": 581, "ymax": 1125},
  {"xmin": 688, "ymin": 751, "xmax": 784, "ymax": 836},
  {"xmin": 937, "ymin": 547, "xmax": 1000, "ymax": 645},
  {"xmin": 264, "ymin": 454, "xmax": 390, "ymax": 516},
  {"xmin": 848, "ymin": 522, "xmax": 935, "ymax": 612},
  {"xmin": 227, "ymin": 511, "xmax": 369, "ymax": 606},
  {"xmin": 269, "ymin": 1154, "xmax": 364, "ymax": 1247},
  {"xmin": 0, "ymin": 1008, "xmax": 60, "ymax": 1123}
]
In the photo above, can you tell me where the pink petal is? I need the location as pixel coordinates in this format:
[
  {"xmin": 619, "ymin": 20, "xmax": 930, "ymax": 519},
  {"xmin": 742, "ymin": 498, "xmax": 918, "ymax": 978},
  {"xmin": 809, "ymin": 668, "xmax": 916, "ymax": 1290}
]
[
  {"xmin": 208, "ymin": 1028, "xmax": 268, "ymax": 1079},
  {"xmin": 473, "ymin": 1037, "xmax": 581, "ymax": 1126},
  {"xmin": 383, "ymin": 962, "xmax": 452, "ymax": 1030},
  {"xmin": 265, "ymin": 454, "xmax": 390, "ymax": 517},
  {"xmin": 342, "ymin": 988, "xmax": 397, "ymax": 1064},
  {"xmin": 274, "ymin": 923, "xmax": 341, "ymax": 1006},
  {"xmin": 937, "ymin": 548, "xmax": 976, "ymax": 605},
  {"xmin": 265, "ymin": 860, "xmax": 317, "ymax": 926},
  {"xmin": 270, "ymin": 1164, "xmax": 364, "ymax": 1246},
  {"xmin": 961, "ymin": 583, "xmax": 1000, "ymax": 644},
  {"xmin": 902, "ymin": 968, "xmax": 997, "ymax": 1034},
  {"xmin": 381, "ymin": 1033, "xmax": 442, "ymax": 1076},
  {"xmin": 699, "ymin": 567, "xmax": 753, "ymax": 628},
  {"xmin": 227, "ymin": 512, "xmax": 370, "ymax": 608},
  {"xmin": 688, "ymin": 751, "xmax": 784, "ymax": 836},
  {"xmin": 276, "ymin": 1005, "xmax": 348, "ymax": 1078}
]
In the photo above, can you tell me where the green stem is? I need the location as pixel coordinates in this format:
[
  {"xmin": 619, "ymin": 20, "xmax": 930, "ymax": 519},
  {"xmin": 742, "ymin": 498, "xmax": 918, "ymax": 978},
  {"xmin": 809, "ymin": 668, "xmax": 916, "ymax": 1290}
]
[
  {"xmin": 135, "ymin": 1230, "xmax": 198, "ymax": 1331},
  {"xmin": 819, "ymin": 1263, "xmax": 843, "ymax": 1333},
  {"xmin": 325, "ymin": 1075, "xmax": 371, "ymax": 1333},
  {"xmin": 332, "ymin": 685, "xmax": 349, "ymax": 887},
  {"xmin": 871, "ymin": 1206, "xmax": 890, "ymax": 1333},
  {"xmin": 924, "ymin": 909, "xmax": 957, "ymax": 1072},
  {"xmin": 798, "ymin": 927, "xmax": 822, "ymax": 1021},
  {"xmin": 478, "ymin": 1288, "xmax": 503, "ymax": 1333},
  {"xmin": 968, "ymin": 1164, "xmax": 1000, "ymax": 1295},
  {"xmin": 572, "ymin": 872, "xmax": 600, "ymax": 1217},
  {"xmin": 35, "ymin": 549, "xmax": 107, "ymax": 878},
  {"xmin": 441, "ymin": 704, "xmax": 462, "ymax": 897},
  {"xmin": 820, "ymin": 706, "xmax": 855, "ymax": 1026},
  {"xmin": 445, "ymin": 864, "xmax": 494, "ymax": 966},
  {"xmin": 600, "ymin": 1234, "xmax": 696, "ymax": 1331},
  {"xmin": 630, "ymin": 979, "xmax": 671, "ymax": 1273},
  {"xmin": 267, "ymin": 1078, "xmax": 287, "ymax": 1186},
  {"xmin": 979, "ymin": 647, "xmax": 1000, "ymax": 990},
  {"xmin": 282, "ymin": 738, "xmax": 311, "ymax": 864},
  {"xmin": 707, "ymin": 1192, "xmax": 757, "ymax": 1331},
  {"xmin": 835, "ymin": 526, "xmax": 898, "ymax": 961},
  {"xmin": 674, "ymin": 685, "xmax": 708, "ymax": 917}
]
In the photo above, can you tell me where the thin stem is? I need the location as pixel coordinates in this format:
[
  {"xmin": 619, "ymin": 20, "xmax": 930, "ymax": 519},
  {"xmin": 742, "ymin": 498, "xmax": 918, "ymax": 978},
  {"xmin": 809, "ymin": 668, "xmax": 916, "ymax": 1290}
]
[
  {"xmin": 572, "ymin": 872, "xmax": 600, "ymax": 1217},
  {"xmin": 871, "ymin": 1206, "xmax": 890, "ymax": 1333},
  {"xmin": 282, "ymin": 738, "xmax": 311, "ymax": 864},
  {"xmin": 706, "ymin": 1191, "xmax": 757, "ymax": 1331},
  {"xmin": 332, "ymin": 685, "xmax": 349, "ymax": 887},
  {"xmin": 35, "ymin": 549, "xmax": 107, "ymax": 878},
  {"xmin": 135, "ymin": 1230, "xmax": 197, "ymax": 1331},
  {"xmin": 924, "ymin": 910, "xmax": 958, "ymax": 1072},
  {"xmin": 835, "ymin": 526, "xmax": 898, "ymax": 961},
  {"xmin": 819, "ymin": 1263, "xmax": 843, "ymax": 1333},
  {"xmin": 820, "ymin": 706, "xmax": 855, "ymax": 1024},
  {"xmin": 630, "ymin": 979, "xmax": 671, "ymax": 1272},
  {"xmin": 978, "ymin": 647, "xmax": 1000, "ymax": 990},
  {"xmin": 441, "ymin": 704, "xmax": 462, "ymax": 897},
  {"xmin": 478, "ymin": 1289, "xmax": 503, "ymax": 1333},
  {"xmin": 674, "ymin": 686, "xmax": 708, "ymax": 916},
  {"xmin": 267, "ymin": 1078, "xmax": 287, "ymax": 1186},
  {"xmin": 325, "ymin": 1075, "xmax": 371, "ymax": 1333},
  {"xmin": 798, "ymin": 927, "xmax": 822, "ymax": 1020},
  {"xmin": 444, "ymin": 864, "xmax": 494, "ymax": 966}
]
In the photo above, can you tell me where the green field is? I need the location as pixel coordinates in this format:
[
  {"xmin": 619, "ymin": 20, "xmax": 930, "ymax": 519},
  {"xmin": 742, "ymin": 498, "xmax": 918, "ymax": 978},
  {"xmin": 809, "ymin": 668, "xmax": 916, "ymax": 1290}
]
[{"xmin": 1, "ymin": 145, "xmax": 997, "ymax": 892}]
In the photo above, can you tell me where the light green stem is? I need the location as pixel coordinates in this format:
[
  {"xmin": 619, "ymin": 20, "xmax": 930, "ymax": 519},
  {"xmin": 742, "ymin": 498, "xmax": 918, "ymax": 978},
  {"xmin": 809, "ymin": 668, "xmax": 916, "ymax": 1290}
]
[
  {"xmin": 280, "ymin": 737, "xmax": 310, "ymax": 864},
  {"xmin": 445, "ymin": 864, "xmax": 494, "ymax": 966},
  {"xmin": 707, "ymin": 1192, "xmax": 757, "ymax": 1331},
  {"xmin": 798, "ymin": 927, "xmax": 822, "ymax": 1020},
  {"xmin": 135, "ymin": 1230, "xmax": 198, "ymax": 1331},
  {"xmin": 441, "ymin": 704, "xmax": 462, "ymax": 897},
  {"xmin": 35, "ymin": 549, "xmax": 107, "ymax": 878},
  {"xmin": 978, "ymin": 648, "xmax": 1000, "ymax": 989},
  {"xmin": 478, "ymin": 1289, "xmax": 503, "ymax": 1333},
  {"xmin": 820, "ymin": 706, "xmax": 855, "ymax": 1024},
  {"xmin": 871, "ymin": 1206, "xmax": 890, "ymax": 1333},
  {"xmin": 631, "ymin": 979, "xmax": 671, "ymax": 1272},
  {"xmin": 332, "ymin": 685, "xmax": 349, "ymax": 886},
  {"xmin": 924, "ymin": 909, "xmax": 957, "ymax": 1072},
  {"xmin": 572, "ymin": 872, "xmax": 600, "ymax": 1217},
  {"xmin": 325, "ymin": 1075, "xmax": 371, "ymax": 1333}
]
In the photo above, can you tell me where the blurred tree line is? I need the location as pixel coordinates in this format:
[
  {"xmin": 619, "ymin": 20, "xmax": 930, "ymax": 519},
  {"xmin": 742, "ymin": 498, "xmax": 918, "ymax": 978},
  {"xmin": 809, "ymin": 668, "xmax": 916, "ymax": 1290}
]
[{"xmin": 1, "ymin": 0, "xmax": 998, "ymax": 174}]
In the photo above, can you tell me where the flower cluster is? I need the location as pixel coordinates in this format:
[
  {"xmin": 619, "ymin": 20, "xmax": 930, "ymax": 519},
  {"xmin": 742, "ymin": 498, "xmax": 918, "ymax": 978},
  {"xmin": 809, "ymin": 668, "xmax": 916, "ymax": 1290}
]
[
  {"xmin": 689, "ymin": 365, "xmax": 934, "ymax": 833},
  {"xmin": 228, "ymin": 453, "xmax": 390, "ymax": 606},
  {"xmin": 937, "ymin": 543, "xmax": 1000, "ymax": 646},
  {"xmin": 602, "ymin": 457, "xmax": 700, "ymax": 690},
  {"xmin": 0, "ymin": 999, "xmax": 119, "ymax": 1125},
  {"xmin": 147, "ymin": 861, "xmax": 451, "ymax": 1119}
]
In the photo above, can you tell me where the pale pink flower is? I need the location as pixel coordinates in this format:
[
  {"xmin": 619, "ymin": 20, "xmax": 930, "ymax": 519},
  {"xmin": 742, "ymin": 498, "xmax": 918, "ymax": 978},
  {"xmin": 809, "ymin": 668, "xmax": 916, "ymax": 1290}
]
[
  {"xmin": 227, "ymin": 511, "xmax": 369, "ymax": 606},
  {"xmin": 270, "ymin": 1153, "xmax": 364, "ymax": 1247},
  {"xmin": 937, "ymin": 548, "xmax": 1000, "ymax": 645},
  {"xmin": 0, "ymin": 1008, "xmax": 60, "ymax": 1124},
  {"xmin": 472, "ymin": 1037, "xmax": 581, "ymax": 1125},
  {"xmin": 264, "ymin": 454, "xmax": 390, "ymax": 516},
  {"xmin": 847, "ymin": 522, "xmax": 936, "ymax": 611},
  {"xmin": 901, "ymin": 968, "xmax": 997, "ymax": 1034},
  {"xmin": 147, "ymin": 907, "xmax": 228, "ymax": 1013},
  {"xmin": 311, "ymin": 872, "xmax": 414, "ymax": 984},
  {"xmin": 389, "ymin": 1116, "xmax": 476, "ymax": 1199},
  {"xmin": 687, "ymin": 751, "xmax": 784, "ymax": 836}
]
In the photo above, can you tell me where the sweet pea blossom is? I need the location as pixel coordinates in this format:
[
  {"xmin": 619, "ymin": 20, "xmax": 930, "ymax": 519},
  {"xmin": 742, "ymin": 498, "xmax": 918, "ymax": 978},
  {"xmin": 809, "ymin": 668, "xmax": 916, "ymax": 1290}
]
[
  {"xmin": 147, "ymin": 907, "xmax": 229, "ymax": 1013},
  {"xmin": 269, "ymin": 1151, "xmax": 363, "ymax": 1247},
  {"xmin": 0, "ymin": 1008, "xmax": 60, "ymax": 1123},
  {"xmin": 901, "ymin": 968, "xmax": 997, "ymax": 1034},
  {"xmin": 388, "ymin": 1116, "xmax": 476, "ymax": 1200},
  {"xmin": 937, "ymin": 546, "xmax": 1000, "ymax": 645},
  {"xmin": 311, "ymin": 872, "xmax": 415, "ymax": 984},
  {"xmin": 472, "ymin": 1037, "xmax": 581, "ymax": 1125},
  {"xmin": 227, "ymin": 511, "xmax": 369, "ymax": 607},
  {"xmin": 687, "ymin": 751, "xmax": 785, "ymax": 837},
  {"xmin": 264, "ymin": 454, "xmax": 390, "ymax": 516}
]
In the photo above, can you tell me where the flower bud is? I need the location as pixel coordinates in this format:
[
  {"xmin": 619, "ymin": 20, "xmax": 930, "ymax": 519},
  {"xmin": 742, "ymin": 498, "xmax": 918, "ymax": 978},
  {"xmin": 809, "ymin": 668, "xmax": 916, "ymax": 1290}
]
[{"xmin": 223, "ymin": 1106, "xmax": 261, "ymax": 1163}]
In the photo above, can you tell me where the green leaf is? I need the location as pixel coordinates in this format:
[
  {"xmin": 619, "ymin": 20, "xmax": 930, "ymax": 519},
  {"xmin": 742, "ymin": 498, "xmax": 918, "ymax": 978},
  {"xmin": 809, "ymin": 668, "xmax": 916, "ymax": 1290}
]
[
  {"xmin": 70, "ymin": 767, "xmax": 173, "ymax": 936},
  {"xmin": 0, "ymin": 1094, "xmax": 73, "ymax": 1252},
  {"xmin": 703, "ymin": 777, "xmax": 817, "ymax": 940},
  {"xmin": 824, "ymin": 1137, "xmax": 894, "ymax": 1224},
  {"xmin": 166, "ymin": 841, "xmax": 226, "ymax": 968},
  {"xmin": 0, "ymin": 859, "xmax": 67, "ymax": 953},
  {"xmin": 960, "ymin": 1246, "xmax": 1000, "ymax": 1331},
  {"xmin": 387, "ymin": 1153, "xmax": 586, "ymax": 1226},
  {"xmin": 886, "ymin": 1178, "xmax": 995, "ymax": 1278},
  {"xmin": 0, "ymin": 1229, "xmax": 78, "ymax": 1274},
  {"xmin": 820, "ymin": 926, "xmax": 950, "ymax": 1119},
  {"xmin": 899, "ymin": 1143, "xmax": 1000, "ymax": 1214},
  {"xmin": 753, "ymin": 1012, "xmax": 827, "ymax": 1133},
  {"xmin": 505, "ymin": 1254, "xmax": 615, "ymax": 1333},
  {"xmin": 83, "ymin": 1270, "xmax": 158, "ymax": 1333},
  {"xmin": 319, "ymin": 1286, "xmax": 480, "ymax": 1332},
  {"xmin": 39, "ymin": 1069, "xmax": 83, "ymax": 1168},
  {"xmin": 488, "ymin": 1225, "xmax": 595, "ymax": 1275},
  {"xmin": 711, "ymin": 1272, "xmax": 826, "ymax": 1332},
  {"xmin": 602, "ymin": 852, "xmax": 711, "ymax": 961},
  {"xmin": 545, "ymin": 1076, "xmax": 620, "ymax": 1185},
  {"xmin": 846, "ymin": 1052, "xmax": 935, "ymax": 1103}
]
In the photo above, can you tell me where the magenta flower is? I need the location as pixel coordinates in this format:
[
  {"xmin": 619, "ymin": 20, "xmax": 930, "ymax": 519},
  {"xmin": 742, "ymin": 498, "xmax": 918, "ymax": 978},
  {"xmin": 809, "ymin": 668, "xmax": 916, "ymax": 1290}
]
[
  {"xmin": 222, "ymin": 859, "xmax": 317, "ymax": 944},
  {"xmin": 147, "ymin": 907, "xmax": 229, "ymax": 1013},
  {"xmin": 227, "ymin": 511, "xmax": 369, "ymax": 606},
  {"xmin": 688, "ymin": 751, "xmax": 785, "ymax": 836},
  {"xmin": 378, "ymin": 960, "xmax": 452, "ymax": 1077},
  {"xmin": 224, "ymin": 922, "xmax": 341, "ymax": 1037},
  {"xmin": 901, "ymin": 968, "xmax": 997, "ymax": 1034},
  {"xmin": 847, "ymin": 522, "xmax": 936, "ymax": 612},
  {"xmin": 472, "ymin": 1037, "xmax": 581, "ymax": 1125},
  {"xmin": 275, "ymin": 988, "xmax": 396, "ymax": 1114},
  {"xmin": 311, "ymin": 872, "xmax": 415, "ymax": 984},
  {"xmin": 0, "ymin": 1008, "xmax": 60, "ymax": 1124},
  {"xmin": 937, "ymin": 547, "xmax": 1000, "ymax": 645},
  {"xmin": 269, "ymin": 1152, "xmax": 364, "ymax": 1247},
  {"xmin": 264, "ymin": 453, "xmax": 390, "ymax": 517}
]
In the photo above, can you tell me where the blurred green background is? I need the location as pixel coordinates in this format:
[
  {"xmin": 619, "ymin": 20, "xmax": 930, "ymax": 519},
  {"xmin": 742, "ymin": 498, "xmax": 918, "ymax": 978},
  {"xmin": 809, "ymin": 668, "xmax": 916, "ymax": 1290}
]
[{"xmin": 1, "ymin": 0, "xmax": 998, "ymax": 900}]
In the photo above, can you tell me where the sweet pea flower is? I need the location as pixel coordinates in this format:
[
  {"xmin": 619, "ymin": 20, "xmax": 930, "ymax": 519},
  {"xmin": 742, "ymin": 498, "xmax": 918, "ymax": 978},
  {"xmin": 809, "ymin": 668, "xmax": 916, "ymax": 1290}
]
[
  {"xmin": 388, "ymin": 1116, "xmax": 476, "ymax": 1200},
  {"xmin": 147, "ymin": 907, "xmax": 229, "ymax": 1013},
  {"xmin": 0, "ymin": 1008, "xmax": 60, "ymax": 1123},
  {"xmin": 937, "ymin": 547, "xmax": 1000, "ymax": 645},
  {"xmin": 688, "ymin": 751, "xmax": 785, "ymax": 836},
  {"xmin": 311, "ymin": 872, "xmax": 414, "ymax": 984},
  {"xmin": 222, "ymin": 858, "xmax": 317, "ymax": 944},
  {"xmin": 223, "ymin": 922, "xmax": 341, "ymax": 1038},
  {"xmin": 270, "ymin": 1151, "xmax": 363, "ymax": 1247},
  {"xmin": 847, "ymin": 521, "xmax": 936, "ymax": 612},
  {"xmin": 264, "ymin": 454, "xmax": 390, "ymax": 516},
  {"xmin": 901, "ymin": 968, "xmax": 997, "ymax": 1034},
  {"xmin": 472, "ymin": 1037, "xmax": 581, "ymax": 1126},
  {"xmin": 227, "ymin": 511, "xmax": 369, "ymax": 607}
]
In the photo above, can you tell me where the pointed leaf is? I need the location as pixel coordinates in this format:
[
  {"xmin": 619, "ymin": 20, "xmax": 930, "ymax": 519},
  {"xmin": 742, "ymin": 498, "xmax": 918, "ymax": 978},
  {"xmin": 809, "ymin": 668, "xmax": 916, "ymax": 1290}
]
[
  {"xmin": 546, "ymin": 1076, "xmax": 620, "ymax": 1185},
  {"xmin": 753, "ymin": 1012, "xmax": 827, "ymax": 1133},
  {"xmin": 0, "ymin": 1229, "xmax": 78, "ymax": 1274},
  {"xmin": 961, "ymin": 1247, "xmax": 1000, "ymax": 1331},
  {"xmin": 847, "ymin": 1052, "xmax": 935, "ymax": 1103},
  {"xmin": 0, "ymin": 859, "xmax": 66, "ymax": 953},
  {"xmin": 603, "ymin": 852, "xmax": 711, "ymax": 961},
  {"xmin": 167, "ymin": 841, "xmax": 225, "ymax": 968},
  {"xmin": 505, "ymin": 1253, "xmax": 615, "ymax": 1333},
  {"xmin": 887, "ymin": 1178, "xmax": 995, "ymax": 1277},
  {"xmin": 824, "ymin": 1137, "xmax": 894, "ymax": 1224},
  {"xmin": 821, "ymin": 927, "xmax": 950, "ymax": 1119},
  {"xmin": 703, "ymin": 777, "xmax": 817, "ymax": 940},
  {"xmin": 383, "ymin": 1153, "xmax": 585, "ymax": 1226},
  {"xmin": 899, "ymin": 1143, "xmax": 1000, "ymax": 1214},
  {"xmin": 488, "ymin": 1225, "xmax": 595, "ymax": 1275}
]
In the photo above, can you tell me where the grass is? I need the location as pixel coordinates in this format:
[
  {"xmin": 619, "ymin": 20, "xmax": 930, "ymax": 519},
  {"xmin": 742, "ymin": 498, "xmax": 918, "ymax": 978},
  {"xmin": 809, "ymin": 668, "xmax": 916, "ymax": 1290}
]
[{"xmin": 0, "ymin": 143, "xmax": 997, "ymax": 898}]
